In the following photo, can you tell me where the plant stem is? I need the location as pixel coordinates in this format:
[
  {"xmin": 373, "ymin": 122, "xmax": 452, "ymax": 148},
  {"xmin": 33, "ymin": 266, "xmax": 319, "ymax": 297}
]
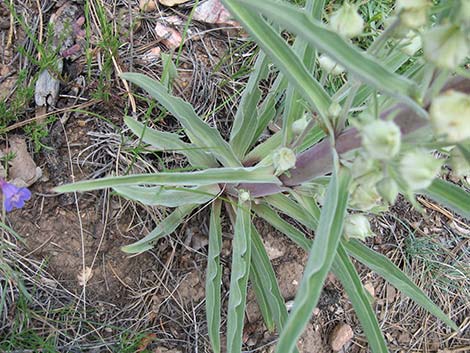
[
  {"xmin": 290, "ymin": 115, "xmax": 318, "ymax": 150},
  {"xmin": 335, "ymin": 81, "xmax": 361, "ymax": 133}
]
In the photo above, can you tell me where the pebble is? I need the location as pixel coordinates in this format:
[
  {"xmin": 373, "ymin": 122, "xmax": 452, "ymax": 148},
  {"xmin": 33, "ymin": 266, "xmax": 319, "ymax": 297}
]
[{"xmin": 329, "ymin": 323, "xmax": 353, "ymax": 351}]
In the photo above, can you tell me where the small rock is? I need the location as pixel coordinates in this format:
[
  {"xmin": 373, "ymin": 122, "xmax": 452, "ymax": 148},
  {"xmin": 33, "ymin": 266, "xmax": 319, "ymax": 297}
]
[
  {"xmin": 193, "ymin": 0, "xmax": 238, "ymax": 26},
  {"xmin": 386, "ymin": 284, "xmax": 397, "ymax": 303},
  {"xmin": 139, "ymin": 0, "xmax": 157, "ymax": 12},
  {"xmin": 155, "ymin": 22, "xmax": 182, "ymax": 50},
  {"xmin": 263, "ymin": 235, "xmax": 285, "ymax": 260},
  {"xmin": 364, "ymin": 282, "xmax": 375, "ymax": 298},
  {"xmin": 8, "ymin": 136, "xmax": 42, "ymax": 187},
  {"xmin": 159, "ymin": 0, "xmax": 190, "ymax": 6},
  {"xmin": 329, "ymin": 323, "xmax": 353, "ymax": 351}
]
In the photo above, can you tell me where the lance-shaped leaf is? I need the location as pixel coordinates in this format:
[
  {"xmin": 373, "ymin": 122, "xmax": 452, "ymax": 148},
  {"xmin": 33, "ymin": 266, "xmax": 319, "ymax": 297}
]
[
  {"xmin": 244, "ymin": 133, "xmax": 282, "ymax": 165},
  {"xmin": 54, "ymin": 166, "xmax": 280, "ymax": 193},
  {"xmin": 121, "ymin": 72, "xmax": 240, "ymax": 167},
  {"xmin": 252, "ymin": 74, "xmax": 287, "ymax": 147},
  {"xmin": 423, "ymin": 179, "xmax": 470, "ymax": 220},
  {"xmin": 238, "ymin": 0, "xmax": 420, "ymax": 108},
  {"xmin": 206, "ymin": 200, "xmax": 222, "ymax": 353},
  {"xmin": 230, "ymin": 52, "xmax": 269, "ymax": 158},
  {"xmin": 344, "ymin": 239, "xmax": 458, "ymax": 330},
  {"xmin": 251, "ymin": 224, "xmax": 289, "ymax": 331},
  {"xmin": 281, "ymin": 0, "xmax": 325, "ymax": 146},
  {"xmin": 264, "ymin": 193, "xmax": 318, "ymax": 230},
  {"xmin": 275, "ymin": 167, "xmax": 351, "ymax": 353},
  {"xmin": 250, "ymin": 261, "xmax": 275, "ymax": 332},
  {"xmin": 113, "ymin": 184, "xmax": 220, "ymax": 207},
  {"xmin": 253, "ymin": 203, "xmax": 312, "ymax": 252},
  {"xmin": 226, "ymin": 200, "xmax": 252, "ymax": 353},
  {"xmin": 124, "ymin": 116, "xmax": 218, "ymax": 168},
  {"xmin": 221, "ymin": 0, "xmax": 332, "ymax": 121},
  {"xmin": 333, "ymin": 244, "xmax": 388, "ymax": 353},
  {"xmin": 121, "ymin": 204, "xmax": 196, "ymax": 253}
]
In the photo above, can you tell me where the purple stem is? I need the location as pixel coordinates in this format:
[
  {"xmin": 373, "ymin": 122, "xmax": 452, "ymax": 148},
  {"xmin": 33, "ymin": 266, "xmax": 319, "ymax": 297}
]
[{"xmin": 239, "ymin": 77, "xmax": 470, "ymax": 197}]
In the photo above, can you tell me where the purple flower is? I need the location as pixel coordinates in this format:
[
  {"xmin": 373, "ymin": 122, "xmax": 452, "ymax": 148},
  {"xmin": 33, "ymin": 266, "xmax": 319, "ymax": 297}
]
[{"xmin": 0, "ymin": 180, "xmax": 31, "ymax": 212}]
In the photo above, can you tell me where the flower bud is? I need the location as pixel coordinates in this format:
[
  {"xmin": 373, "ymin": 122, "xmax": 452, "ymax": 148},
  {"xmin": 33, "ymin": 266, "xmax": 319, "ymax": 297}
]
[
  {"xmin": 398, "ymin": 31, "xmax": 422, "ymax": 56},
  {"xmin": 272, "ymin": 147, "xmax": 296, "ymax": 176},
  {"xmin": 329, "ymin": 2, "xmax": 364, "ymax": 38},
  {"xmin": 430, "ymin": 90, "xmax": 470, "ymax": 143},
  {"xmin": 239, "ymin": 190, "xmax": 250, "ymax": 202},
  {"xmin": 343, "ymin": 214, "xmax": 374, "ymax": 241},
  {"xmin": 318, "ymin": 55, "xmax": 345, "ymax": 75},
  {"xmin": 361, "ymin": 120, "xmax": 401, "ymax": 160},
  {"xmin": 376, "ymin": 177, "xmax": 399, "ymax": 205},
  {"xmin": 350, "ymin": 174, "xmax": 383, "ymax": 211},
  {"xmin": 292, "ymin": 115, "xmax": 310, "ymax": 135},
  {"xmin": 422, "ymin": 24, "xmax": 469, "ymax": 69},
  {"xmin": 396, "ymin": 0, "xmax": 430, "ymax": 29},
  {"xmin": 457, "ymin": 0, "xmax": 470, "ymax": 28},
  {"xmin": 328, "ymin": 101, "xmax": 342, "ymax": 118},
  {"xmin": 400, "ymin": 149, "xmax": 442, "ymax": 191},
  {"xmin": 449, "ymin": 147, "xmax": 470, "ymax": 178},
  {"xmin": 350, "ymin": 154, "xmax": 378, "ymax": 179}
]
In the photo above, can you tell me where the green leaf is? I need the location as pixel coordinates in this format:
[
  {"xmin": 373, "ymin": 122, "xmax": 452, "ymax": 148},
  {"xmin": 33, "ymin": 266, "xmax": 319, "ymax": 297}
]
[
  {"xmin": 275, "ymin": 167, "xmax": 351, "ymax": 353},
  {"xmin": 291, "ymin": 191, "xmax": 321, "ymax": 223},
  {"xmin": 113, "ymin": 184, "xmax": 220, "ymax": 207},
  {"xmin": 344, "ymin": 239, "xmax": 458, "ymax": 330},
  {"xmin": 333, "ymin": 244, "xmax": 389, "ymax": 353},
  {"xmin": 121, "ymin": 72, "xmax": 240, "ymax": 167},
  {"xmin": 244, "ymin": 132, "xmax": 282, "ymax": 165},
  {"xmin": 239, "ymin": 0, "xmax": 420, "ymax": 106},
  {"xmin": 281, "ymin": 0, "xmax": 324, "ymax": 146},
  {"xmin": 264, "ymin": 193, "xmax": 318, "ymax": 230},
  {"xmin": 457, "ymin": 144, "xmax": 470, "ymax": 166},
  {"xmin": 206, "ymin": 200, "xmax": 223, "ymax": 353},
  {"xmin": 121, "ymin": 204, "xmax": 196, "ymax": 253},
  {"xmin": 230, "ymin": 52, "xmax": 269, "ymax": 158},
  {"xmin": 253, "ymin": 203, "xmax": 312, "ymax": 252},
  {"xmin": 252, "ymin": 74, "xmax": 287, "ymax": 146},
  {"xmin": 297, "ymin": 124, "xmax": 325, "ymax": 152},
  {"xmin": 226, "ymin": 200, "xmax": 252, "ymax": 353},
  {"xmin": 124, "ymin": 116, "xmax": 217, "ymax": 168},
  {"xmin": 423, "ymin": 179, "xmax": 470, "ymax": 220},
  {"xmin": 250, "ymin": 258, "xmax": 275, "ymax": 332},
  {"xmin": 251, "ymin": 224, "xmax": 290, "ymax": 331},
  {"xmin": 55, "ymin": 166, "xmax": 279, "ymax": 193},
  {"xmin": 221, "ymin": 0, "xmax": 332, "ymax": 121}
]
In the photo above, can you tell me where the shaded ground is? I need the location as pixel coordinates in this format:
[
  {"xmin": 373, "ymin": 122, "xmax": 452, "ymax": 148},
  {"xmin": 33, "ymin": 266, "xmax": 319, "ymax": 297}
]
[{"xmin": 0, "ymin": 1, "xmax": 469, "ymax": 353}]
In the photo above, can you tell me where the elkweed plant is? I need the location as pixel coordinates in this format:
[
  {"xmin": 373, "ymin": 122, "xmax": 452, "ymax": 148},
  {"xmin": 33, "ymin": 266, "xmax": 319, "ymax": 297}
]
[{"xmin": 56, "ymin": 1, "xmax": 470, "ymax": 352}]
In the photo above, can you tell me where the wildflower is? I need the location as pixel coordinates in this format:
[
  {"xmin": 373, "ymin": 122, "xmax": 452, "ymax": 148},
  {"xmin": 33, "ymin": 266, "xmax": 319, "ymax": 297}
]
[
  {"xmin": 361, "ymin": 120, "xmax": 401, "ymax": 160},
  {"xmin": 0, "ymin": 179, "xmax": 31, "ymax": 212},
  {"xmin": 449, "ymin": 147, "xmax": 470, "ymax": 178},
  {"xmin": 396, "ymin": 0, "xmax": 430, "ymax": 29},
  {"xmin": 430, "ymin": 90, "xmax": 470, "ymax": 143},
  {"xmin": 343, "ymin": 214, "xmax": 374, "ymax": 241},
  {"xmin": 422, "ymin": 24, "xmax": 469, "ymax": 69},
  {"xmin": 398, "ymin": 31, "xmax": 422, "ymax": 56},
  {"xmin": 239, "ymin": 190, "xmax": 251, "ymax": 202},
  {"xmin": 318, "ymin": 55, "xmax": 345, "ymax": 75},
  {"xmin": 272, "ymin": 147, "xmax": 296, "ymax": 176},
  {"xmin": 292, "ymin": 115, "xmax": 310, "ymax": 135},
  {"xmin": 329, "ymin": 2, "xmax": 364, "ymax": 38},
  {"xmin": 400, "ymin": 149, "xmax": 442, "ymax": 190},
  {"xmin": 350, "ymin": 174, "xmax": 383, "ymax": 211},
  {"xmin": 457, "ymin": 0, "xmax": 470, "ymax": 28},
  {"xmin": 376, "ymin": 177, "xmax": 399, "ymax": 205}
]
